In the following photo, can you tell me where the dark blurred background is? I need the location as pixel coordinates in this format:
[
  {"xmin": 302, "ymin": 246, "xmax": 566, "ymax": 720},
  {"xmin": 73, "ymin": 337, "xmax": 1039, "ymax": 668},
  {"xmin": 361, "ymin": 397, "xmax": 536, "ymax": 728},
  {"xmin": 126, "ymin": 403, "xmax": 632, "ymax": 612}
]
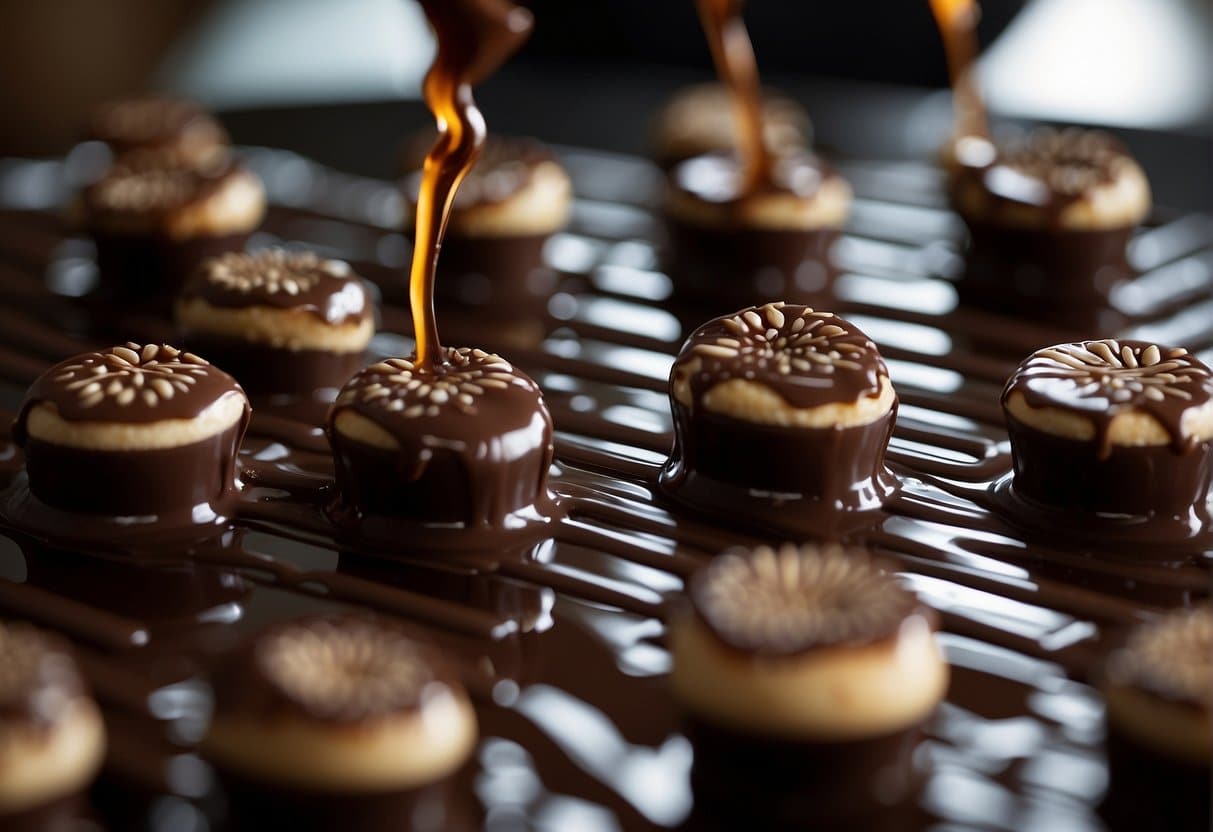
[{"xmin": 1, "ymin": 0, "xmax": 1210, "ymax": 205}]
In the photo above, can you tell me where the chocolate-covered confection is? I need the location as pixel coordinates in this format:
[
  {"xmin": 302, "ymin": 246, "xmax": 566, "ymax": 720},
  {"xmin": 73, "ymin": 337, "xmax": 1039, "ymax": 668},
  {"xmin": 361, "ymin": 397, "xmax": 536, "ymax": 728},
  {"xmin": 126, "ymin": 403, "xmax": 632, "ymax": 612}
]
[
  {"xmin": 0, "ymin": 622, "xmax": 106, "ymax": 821},
  {"xmin": 327, "ymin": 348, "xmax": 554, "ymax": 535},
  {"xmin": 1001, "ymin": 340, "xmax": 1213, "ymax": 532},
  {"xmin": 176, "ymin": 249, "xmax": 375, "ymax": 395},
  {"xmin": 403, "ymin": 135, "xmax": 570, "ymax": 310},
  {"xmin": 663, "ymin": 153, "xmax": 850, "ymax": 311},
  {"xmin": 86, "ymin": 95, "xmax": 230, "ymax": 167},
  {"xmin": 11, "ymin": 343, "xmax": 249, "ymax": 523},
  {"xmin": 205, "ymin": 614, "xmax": 476, "ymax": 831},
  {"xmin": 650, "ymin": 82, "xmax": 811, "ymax": 172},
  {"xmin": 948, "ymin": 128, "xmax": 1151, "ymax": 331},
  {"xmin": 672, "ymin": 543, "xmax": 946, "ymax": 829},
  {"xmin": 77, "ymin": 152, "xmax": 266, "ymax": 305},
  {"xmin": 1100, "ymin": 607, "xmax": 1211, "ymax": 832},
  {"xmin": 660, "ymin": 303, "xmax": 897, "ymax": 533}
]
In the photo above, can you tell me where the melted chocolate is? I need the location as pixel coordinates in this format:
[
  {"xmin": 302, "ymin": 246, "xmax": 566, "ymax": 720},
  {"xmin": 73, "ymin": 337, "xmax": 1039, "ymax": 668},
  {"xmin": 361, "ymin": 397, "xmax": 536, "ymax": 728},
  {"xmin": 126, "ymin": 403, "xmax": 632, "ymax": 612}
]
[
  {"xmin": 180, "ymin": 249, "xmax": 372, "ymax": 326},
  {"xmin": 1004, "ymin": 339, "xmax": 1213, "ymax": 455},
  {"xmin": 0, "ymin": 135, "xmax": 1209, "ymax": 830}
]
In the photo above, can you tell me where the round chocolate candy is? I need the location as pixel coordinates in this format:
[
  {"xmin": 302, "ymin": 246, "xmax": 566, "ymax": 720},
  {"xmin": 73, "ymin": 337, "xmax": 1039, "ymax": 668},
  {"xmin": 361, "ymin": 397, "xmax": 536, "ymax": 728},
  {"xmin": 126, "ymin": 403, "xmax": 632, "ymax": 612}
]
[
  {"xmin": 76, "ymin": 152, "xmax": 266, "ymax": 303},
  {"xmin": 946, "ymin": 127, "xmax": 1152, "ymax": 330},
  {"xmin": 327, "ymin": 348, "xmax": 554, "ymax": 530},
  {"xmin": 204, "ymin": 614, "xmax": 476, "ymax": 827},
  {"xmin": 1002, "ymin": 339, "xmax": 1213, "ymax": 520},
  {"xmin": 13, "ymin": 343, "xmax": 249, "ymax": 520},
  {"xmin": 176, "ymin": 249, "xmax": 375, "ymax": 395},
  {"xmin": 0, "ymin": 622, "xmax": 106, "ymax": 818},
  {"xmin": 660, "ymin": 303, "xmax": 897, "ymax": 527},
  {"xmin": 671, "ymin": 543, "xmax": 946, "ymax": 828},
  {"xmin": 651, "ymin": 82, "xmax": 812, "ymax": 171},
  {"xmin": 86, "ymin": 95, "xmax": 229, "ymax": 167},
  {"xmin": 404, "ymin": 135, "xmax": 571, "ymax": 310},
  {"xmin": 1100, "ymin": 606, "xmax": 1210, "ymax": 831}
]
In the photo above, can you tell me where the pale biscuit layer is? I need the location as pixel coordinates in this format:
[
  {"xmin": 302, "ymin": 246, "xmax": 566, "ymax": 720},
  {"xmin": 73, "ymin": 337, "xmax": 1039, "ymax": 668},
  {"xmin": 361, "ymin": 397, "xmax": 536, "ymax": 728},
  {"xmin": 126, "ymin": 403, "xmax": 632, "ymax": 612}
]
[
  {"xmin": 952, "ymin": 155, "xmax": 1151, "ymax": 231},
  {"xmin": 671, "ymin": 612, "xmax": 947, "ymax": 740},
  {"xmin": 652, "ymin": 84, "xmax": 809, "ymax": 162},
  {"xmin": 446, "ymin": 161, "xmax": 572, "ymax": 238},
  {"xmin": 86, "ymin": 168, "xmax": 266, "ymax": 240},
  {"xmin": 175, "ymin": 298, "xmax": 374, "ymax": 353},
  {"xmin": 666, "ymin": 173, "xmax": 852, "ymax": 232},
  {"xmin": 0, "ymin": 700, "xmax": 106, "ymax": 812},
  {"xmin": 204, "ymin": 687, "xmax": 477, "ymax": 792},
  {"xmin": 673, "ymin": 372, "xmax": 895, "ymax": 429},
  {"xmin": 1005, "ymin": 391, "xmax": 1213, "ymax": 447},
  {"xmin": 1104, "ymin": 684, "xmax": 1211, "ymax": 766},
  {"xmin": 25, "ymin": 392, "xmax": 247, "ymax": 451}
]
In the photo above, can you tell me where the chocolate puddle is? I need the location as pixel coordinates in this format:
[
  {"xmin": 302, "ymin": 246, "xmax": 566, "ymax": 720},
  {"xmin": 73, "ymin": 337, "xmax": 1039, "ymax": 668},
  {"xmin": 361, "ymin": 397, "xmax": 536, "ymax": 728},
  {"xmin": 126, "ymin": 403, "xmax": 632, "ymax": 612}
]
[{"xmin": 0, "ymin": 144, "xmax": 1207, "ymax": 829}]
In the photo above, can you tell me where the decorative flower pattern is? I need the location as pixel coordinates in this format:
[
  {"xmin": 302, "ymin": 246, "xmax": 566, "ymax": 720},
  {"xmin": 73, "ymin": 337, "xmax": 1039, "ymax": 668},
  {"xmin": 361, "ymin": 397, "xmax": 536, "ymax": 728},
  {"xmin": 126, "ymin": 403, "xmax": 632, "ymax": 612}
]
[
  {"xmin": 52, "ymin": 343, "xmax": 212, "ymax": 409},
  {"xmin": 691, "ymin": 302, "xmax": 868, "ymax": 375},
  {"xmin": 1026, "ymin": 340, "xmax": 1210, "ymax": 404},
  {"xmin": 202, "ymin": 249, "xmax": 351, "ymax": 297}
]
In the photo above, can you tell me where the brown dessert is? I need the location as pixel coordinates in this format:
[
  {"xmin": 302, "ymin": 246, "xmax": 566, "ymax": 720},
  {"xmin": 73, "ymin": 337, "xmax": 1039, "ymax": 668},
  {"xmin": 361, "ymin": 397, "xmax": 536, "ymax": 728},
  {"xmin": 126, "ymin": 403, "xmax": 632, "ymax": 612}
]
[
  {"xmin": 664, "ymin": 152, "xmax": 851, "ymax": 309},
  {"xmin": 205, "ymin": 614, "xmax": 476, "ymax": 831},
  {"xmin": 1002, "ymin": 339, "xmax": 1213, "ymax": 536},
  {"xmin": 404, "ymin": 134, "xmax": 571, "ymax": 311},
  {"xmin": 650, "ymin": 82, "xmax": 812, "ymax": 171},
  {"xmin": 86, "ymin": 95, "xmax": 230, "ymax": 167},
  {"xmin": 947, "ymin": 127, "xmax": 1151, "ymax": 331},
  {"xmin": 176, "ymin": 248, "xmax": 375, "ymax": 395},
  {"xmin": 327, "ymin": 348, "xmax": 554, "ymax": 533},
  {"xmin": 0, "ymin": 622, "xmax": 106, "ymax": 827},
  {"xmin": 11, "ymin": 343, "xmax": 249, "ymax": 523},
  {"xmin": 672, "ymin": 543, "xmax": 947, "ymax": 829},
  {"xmin": 660, "ymin": 303, "xmax": 898, "ymax": 532},
  {"xmin": 74, "ymin": 151, "xmax": 266, "ymax": 305},
  {"xmin": 1100, "ymin": 606, "xmax": 1211, "ymax": 831}
]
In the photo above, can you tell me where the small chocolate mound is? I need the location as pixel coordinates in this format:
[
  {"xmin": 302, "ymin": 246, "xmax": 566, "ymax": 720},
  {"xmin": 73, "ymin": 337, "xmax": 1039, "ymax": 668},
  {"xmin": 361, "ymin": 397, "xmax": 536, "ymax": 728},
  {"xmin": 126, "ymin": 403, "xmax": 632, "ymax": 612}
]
[
  {"xmin": 233, "ymin": 616, "xmax": 434, "ymax": 724},
  {"xmin": 87, "ymin": 96, "xmax": 228, "ymax": 158},
  {"xmin": 690, "ymin": 543, "xmax": 921, "ymax": 656},
  {"xmin": 182, "ymin": 249, "xmax": 370, "ymax": 325},
  {"xmin": 0, "ymin": 622, "xmax": 87, "ymax": 729},
  {"xmin": 993, "ymin": 127, "xmax": 1127, "ymax": 200},
  {"xmin": 18, "ymin": 343, "xmax": 244, "ymax": 426},
  {"xmin": 83, "ymin": 152, "xmax": 245, "ymax": 221},
  {"xmin": 1106, "ymin": 607, "xmax": 1212, "ymax": 708},
  {"xmin": 1004, "ymin": 340, "xmax": 1213, "ymax": 449},
  {"xmin": 675, "ymin": 303, "xmax": 887, "ymax": 410}
]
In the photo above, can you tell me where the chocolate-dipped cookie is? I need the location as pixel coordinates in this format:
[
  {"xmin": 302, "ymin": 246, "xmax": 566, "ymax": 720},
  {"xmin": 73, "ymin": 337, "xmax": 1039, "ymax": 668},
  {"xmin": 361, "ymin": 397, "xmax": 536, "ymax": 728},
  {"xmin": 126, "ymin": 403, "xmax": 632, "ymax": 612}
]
[
  {"xmin": 86, "ymin": 95, "xmax": 229, "ymax": 167},
  {"xmin": 660, "ymin": 303, "xmax": 897, "ymax": 532},
  {"xmin": 76, "ymin": 152, "xmax": 266, "ymax": 306},
  {"xmin": 12, "ymin": 343, "xmax": 249, "ymax": 523},
  {"xmin": 651, "ymin": 82, "xmax": 811, "ymax": 172},
  {"xmin": 947, "ymin": 128, "xmax": 1151, "ymax": 330},
  {"xmin": 1100, "ymin": 607, "xmax": 1211, "ymax": 831},
  {"xmin": 176, "ymin": 249, "xmax": 375, "ymax": 396},
  {"xmin": 0, "ymin": 622, "xmax": 106, "ymax": 824},
  {"xmin": 672, "ymin": 543, "xmax": 946, "ymax": 829},
  {"xmin": 403, "ymin": 135, "xmax": 571, "ymax": 311},
  {"xmin": 327, "ymin": 348, "xmax": 554, "ymax": 537},
  {"xmin": 1002, "ymin": 340, "xmax": 1213, "ymax": 535},
  {"xmin": 663, "ymin": 152, "xmax": 850, "ymax": 310},
  {"xmin": 205, "ymin": 614, "xmax": 476, "ymax": 831}
]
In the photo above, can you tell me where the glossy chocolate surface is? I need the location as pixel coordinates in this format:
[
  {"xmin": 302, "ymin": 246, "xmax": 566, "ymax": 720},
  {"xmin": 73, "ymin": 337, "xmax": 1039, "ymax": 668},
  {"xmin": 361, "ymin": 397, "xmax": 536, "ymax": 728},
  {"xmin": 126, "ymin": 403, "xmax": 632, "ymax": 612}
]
[{"xmin": 0, "ymin": 143, "xmax": 1209, "ymax": 830}]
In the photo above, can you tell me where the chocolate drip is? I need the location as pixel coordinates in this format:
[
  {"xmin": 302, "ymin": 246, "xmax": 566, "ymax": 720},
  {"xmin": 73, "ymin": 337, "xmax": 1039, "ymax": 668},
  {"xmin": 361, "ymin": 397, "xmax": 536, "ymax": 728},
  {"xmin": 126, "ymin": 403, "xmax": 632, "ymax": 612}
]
[
  {"xmin": 181, "ymin": 249, "xmax": 372, "ymax": 326},
  {"xmin": 928, "ymin": 0, "xmax": 988, "ymax": 141},
  {"xmin": 1003, "ymin": 339, "xmax": 1213, "ymax": 456},
  {"xmin": 674, "ymin": 303, "xmax": 886, "ymax": 410}
]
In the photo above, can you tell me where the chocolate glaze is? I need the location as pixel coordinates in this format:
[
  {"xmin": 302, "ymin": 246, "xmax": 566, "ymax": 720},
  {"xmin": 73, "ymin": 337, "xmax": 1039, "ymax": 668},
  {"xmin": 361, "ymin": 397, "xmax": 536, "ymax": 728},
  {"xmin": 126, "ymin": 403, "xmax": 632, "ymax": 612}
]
[
  {"xmin": 1103, "ymin": 726, "xmax": 1210, "ymax": 832},
  {"xmin": 688, "ymin": 544, "xmax": 925, "ymax": 656},
  {"xmin": 0, "ymin": 141, "xmax": 1209, "ymax": 829},
  {"xmin": 91, "ymin": 229, "xmax": 252, "ymax": 307},
  {"xmin": 180, "ymin": 249, "xmax": 372, "ymax": 326},
  {"xmin": 327, "ymin": 349, "xmax": 555, "ymax": 531},
  {"xmin": 435, "ymin": 233, "xmax": 557, "ymax": 310},
  {"xmin": 1004, "ymin": 339, "xmax": 1213, "ymax": 455}
]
